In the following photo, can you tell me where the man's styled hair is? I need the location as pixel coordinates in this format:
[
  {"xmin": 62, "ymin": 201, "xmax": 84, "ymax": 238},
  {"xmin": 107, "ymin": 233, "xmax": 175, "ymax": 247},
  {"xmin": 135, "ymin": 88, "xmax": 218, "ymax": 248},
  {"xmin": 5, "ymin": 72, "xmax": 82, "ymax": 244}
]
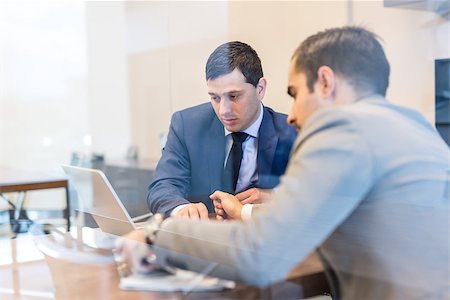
[
  {"xmin": 206, "ymin": 41, "xmax": 263, "ymax": 87},
  {"xmin": 293, "ymin": 26, "xmax": 390, "ymax": 96}
]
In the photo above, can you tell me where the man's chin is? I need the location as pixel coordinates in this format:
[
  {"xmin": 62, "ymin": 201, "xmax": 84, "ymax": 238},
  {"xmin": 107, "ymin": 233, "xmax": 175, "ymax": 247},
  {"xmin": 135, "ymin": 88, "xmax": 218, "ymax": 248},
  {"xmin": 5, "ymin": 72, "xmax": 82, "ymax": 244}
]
[{"xmin": 224, "ymin": 124, "xmax": 242, "ymax": 132}]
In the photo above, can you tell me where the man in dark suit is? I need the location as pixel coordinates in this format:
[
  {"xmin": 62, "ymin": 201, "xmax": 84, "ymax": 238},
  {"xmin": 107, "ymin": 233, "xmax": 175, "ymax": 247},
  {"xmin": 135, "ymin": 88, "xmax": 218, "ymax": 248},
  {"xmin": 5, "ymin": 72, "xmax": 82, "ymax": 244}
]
[{"xmin": 148, "ymin": 41, "xmax": 296, "ymax": 219}]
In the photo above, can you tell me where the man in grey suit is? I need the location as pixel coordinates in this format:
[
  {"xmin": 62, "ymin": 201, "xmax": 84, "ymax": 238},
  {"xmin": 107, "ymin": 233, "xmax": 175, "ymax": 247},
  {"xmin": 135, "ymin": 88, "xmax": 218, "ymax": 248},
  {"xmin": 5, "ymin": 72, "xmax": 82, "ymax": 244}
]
[
  {"xmin": 148, "ymin": 41, "xmax": 296, "ymax": 219},
  {"xmin": 118, "ymin": 27, "xmax": 449, "ymax": 299}
]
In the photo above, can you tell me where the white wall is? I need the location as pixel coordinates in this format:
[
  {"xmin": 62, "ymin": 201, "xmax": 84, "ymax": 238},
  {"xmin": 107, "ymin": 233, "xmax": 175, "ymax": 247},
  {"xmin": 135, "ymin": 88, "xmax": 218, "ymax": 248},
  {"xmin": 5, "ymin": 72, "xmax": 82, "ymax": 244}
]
[
  {"xmin": 352, "ymin": 1, "xmax": 439, "ymax": 121},
  {"xmin": 227, "ymin": 1, "xmax": 350, "ymax": 115},
  {"xmin": 0, "ymin": 2, "xmax": 88, "ymax": 210},
  {"xmin": 2, "ymin": 1, "xmax": 448, "ymax": 167},
  {"xmin": 126, "ymin": 1, "xmax": 229, "ymax": 160},
  {"xmin": 227, "ymin": 0, "xmax": 447, "ymax": 121},
  {"xmin": 0, "ymin": 2, "xmax": 88, "ymax": 172},
  {"xmin": 126, "ymin": 1, "xmax": 448, "ymax": 161},
  {"xmin": 86, "ymin": 1, "xmax": 131, "ymax": 159},
  {"xmin": 0, "ymin": 1, "xmax": 448, "ymax": 212},
  {"xmin": 434, "ymin": 18, "xmax": 450, "ymax": 60}
]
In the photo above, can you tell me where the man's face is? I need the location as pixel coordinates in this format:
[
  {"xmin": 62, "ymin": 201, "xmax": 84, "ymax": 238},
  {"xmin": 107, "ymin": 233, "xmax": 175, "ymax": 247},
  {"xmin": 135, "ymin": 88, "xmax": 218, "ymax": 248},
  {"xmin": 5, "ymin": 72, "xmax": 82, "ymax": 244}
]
[
  {"xmin": 207, "ymin": 68, "xmax": 265, "ymax": 132},
  {"xmin": 286, "ymin": 60, "xmax": 323, "ymax": 130}
]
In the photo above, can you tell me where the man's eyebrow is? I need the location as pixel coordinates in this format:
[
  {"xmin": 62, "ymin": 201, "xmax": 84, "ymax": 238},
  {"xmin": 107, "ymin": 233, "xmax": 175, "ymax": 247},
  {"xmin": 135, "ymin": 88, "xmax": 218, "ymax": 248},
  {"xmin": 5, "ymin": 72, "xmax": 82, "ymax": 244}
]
[
  {"xmin": 287, "ymin": 86, "xmax": 295, "ymax": 97},
  {"xmin": 208, "ymin": 90, "xmax": 243, "ymax": 96},
  {"xmin": 225, "ymin": 89, "xmax": 243, "ymax": 94}
]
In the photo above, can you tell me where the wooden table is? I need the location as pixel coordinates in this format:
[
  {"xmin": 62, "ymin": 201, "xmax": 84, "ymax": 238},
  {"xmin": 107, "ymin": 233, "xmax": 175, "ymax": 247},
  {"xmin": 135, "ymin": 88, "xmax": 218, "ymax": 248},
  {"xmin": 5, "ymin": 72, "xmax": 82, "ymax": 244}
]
[
  {"xmin": 0, "ymin": 168, "xmax": 70, "ymax": 233},
  {"xmin": 0, "ymin": 232, "xmax": 329, "ymax": 299}
]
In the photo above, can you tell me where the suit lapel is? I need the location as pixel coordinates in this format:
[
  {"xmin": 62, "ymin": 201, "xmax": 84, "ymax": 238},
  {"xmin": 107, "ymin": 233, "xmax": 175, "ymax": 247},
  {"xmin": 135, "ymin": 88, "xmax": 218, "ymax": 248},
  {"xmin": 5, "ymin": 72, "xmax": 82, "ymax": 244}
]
[
  {"xmin": 257, "ymin": 107, "xmax": 278, "ymax": 183},
  {"xmin": 207, "ymin": 115, "xmax": 226, "ymax": 193}
]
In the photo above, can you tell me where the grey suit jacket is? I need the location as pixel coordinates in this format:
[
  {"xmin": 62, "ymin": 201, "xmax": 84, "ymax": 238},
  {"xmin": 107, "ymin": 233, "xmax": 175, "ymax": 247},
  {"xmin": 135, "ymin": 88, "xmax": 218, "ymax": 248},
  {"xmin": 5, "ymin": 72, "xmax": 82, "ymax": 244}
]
[
  {"xmin": 153, "ymin": 97, "xmax": 450, "ymax": 299},
  {"xmin": 148, "ymin": 102, "xmax": 296, "ymax": 215}
]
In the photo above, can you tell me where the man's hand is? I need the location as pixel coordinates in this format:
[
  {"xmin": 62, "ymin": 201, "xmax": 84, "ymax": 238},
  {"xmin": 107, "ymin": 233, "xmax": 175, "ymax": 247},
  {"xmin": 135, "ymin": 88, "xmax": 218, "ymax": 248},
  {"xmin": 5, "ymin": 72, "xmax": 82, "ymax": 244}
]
[
  {"xmin": 210, "ymin": 191, "xmax": 243, "ymax": 220},
  {"xmin": 114, "ymin": 229, "xmax": 158, "ymax": 274},
  {"xmin": 174, "ymin": 203, "xmax": 209, "ymax": 219},
  {"xmin": 235, "ymin": 188, "xmax": 272, "ymax": 205}
]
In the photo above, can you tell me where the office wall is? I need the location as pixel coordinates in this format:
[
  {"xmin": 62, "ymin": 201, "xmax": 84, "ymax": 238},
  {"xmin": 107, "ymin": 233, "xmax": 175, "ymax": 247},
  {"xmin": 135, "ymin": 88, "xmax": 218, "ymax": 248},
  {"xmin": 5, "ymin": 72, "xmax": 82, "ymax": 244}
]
[
  {"xmin": 0, "ymin": 1, "xmax": 448, "ymax": 212},
  {"xmin": 1, "ymin": 1, "xmax": 447, "ymax": 167},
  {"xmin": 86, "ymin": 2, "xmax": 131, "ymax": 159},
  {"xmin": 126, "ymin": 1, "xmax": 350, "ymax": 160},
  {"xmin": 434, "ymin": 17, "xmax": 450, "ymax": 60},
  {"xmin": 0, "ymin": 2, "xmax": 89, "ymax": 172},
  {"xmin": 126, "ymin": 1, "xmax": 229, "ymax": 160},
  {"xmin": 127, "ymin": 1, "xmax": 447, "ymax": 161},
  {"xmin": 226, "ymin": 1, "xmax": 349, "ymax": 115},
  {"xmin": 351, "ymin": 0, "xmax": 445, "ymax": 122},
  {"xmin": 225, "ymin": 1, "xmax": 447, "ymax": 121},
  {"xmin": 0, "ymin": 2, "xmax": 88, "ymax": 211}
]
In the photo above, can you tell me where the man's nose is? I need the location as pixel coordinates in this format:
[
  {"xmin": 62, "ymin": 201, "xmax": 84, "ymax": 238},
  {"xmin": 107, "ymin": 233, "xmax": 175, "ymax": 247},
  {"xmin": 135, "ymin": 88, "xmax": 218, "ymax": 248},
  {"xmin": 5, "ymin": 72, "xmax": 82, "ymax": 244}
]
[
  {"xmin": 219, "ymin": 99, "xmax": 232, "ymax": 115},
  {"xmin": 287, "ymin": 112, "xmax": 295, "ymax": 125}
]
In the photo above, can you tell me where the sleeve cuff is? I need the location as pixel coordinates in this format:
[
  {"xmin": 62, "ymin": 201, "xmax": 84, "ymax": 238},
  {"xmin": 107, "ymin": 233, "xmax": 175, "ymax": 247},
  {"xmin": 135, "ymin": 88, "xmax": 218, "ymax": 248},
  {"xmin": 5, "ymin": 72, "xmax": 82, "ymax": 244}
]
[
  {"xmin": 241, "ymin": 204, "xmax": 253, "ymax": 222},
  {"xmin": 170, "ymin": 204, "xmax": 189, "ymax": 217}
]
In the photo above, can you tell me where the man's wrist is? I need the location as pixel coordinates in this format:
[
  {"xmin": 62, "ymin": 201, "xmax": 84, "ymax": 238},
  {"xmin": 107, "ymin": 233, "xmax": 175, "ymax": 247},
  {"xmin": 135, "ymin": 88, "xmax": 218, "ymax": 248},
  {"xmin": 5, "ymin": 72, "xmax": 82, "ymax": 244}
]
[
  {"xmin": 143, "ymin": 213, "xmax": 166, "ymax": 245},
  {"xmin": 170, "ymin": 204, "xmax": 189, "ymax": 217}
]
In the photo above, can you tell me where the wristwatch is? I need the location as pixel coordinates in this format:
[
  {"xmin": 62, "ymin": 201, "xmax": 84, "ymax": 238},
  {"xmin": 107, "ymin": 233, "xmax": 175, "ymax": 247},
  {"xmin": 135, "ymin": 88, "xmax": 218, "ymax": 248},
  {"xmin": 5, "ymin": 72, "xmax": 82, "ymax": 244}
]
[
  {"xmin": 142, "ymin": 214, "xmax": 178, "ymax": 274},
  {"xmin": 143, "ymin": 213, "xmax": 165, "ymax": 246}
]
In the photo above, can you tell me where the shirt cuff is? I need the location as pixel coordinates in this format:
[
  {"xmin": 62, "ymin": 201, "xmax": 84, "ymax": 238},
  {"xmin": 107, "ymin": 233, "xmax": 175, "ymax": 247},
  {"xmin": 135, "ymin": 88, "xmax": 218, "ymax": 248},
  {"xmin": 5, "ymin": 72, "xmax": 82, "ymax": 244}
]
[
  {"xmin": 241, "ymin": 204, "xmax": 253, "ymax": 222},
  {"xmin": 170, "ymin": 204, "xmax": 189, "ymax": 217}
]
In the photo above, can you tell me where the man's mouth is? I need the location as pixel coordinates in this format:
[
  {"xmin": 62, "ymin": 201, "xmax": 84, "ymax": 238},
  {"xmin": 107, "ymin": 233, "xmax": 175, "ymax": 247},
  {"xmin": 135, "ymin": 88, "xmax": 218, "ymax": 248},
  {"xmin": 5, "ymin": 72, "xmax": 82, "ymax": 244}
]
[{"xmin": 222, "ymin": 118, "xmax": 238, "ymax": 126}]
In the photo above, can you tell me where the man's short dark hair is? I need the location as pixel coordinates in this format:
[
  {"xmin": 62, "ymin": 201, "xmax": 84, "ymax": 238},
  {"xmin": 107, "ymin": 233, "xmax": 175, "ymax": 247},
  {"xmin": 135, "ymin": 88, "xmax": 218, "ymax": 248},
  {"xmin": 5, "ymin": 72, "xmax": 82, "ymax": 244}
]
[
  {"xmin": 206, "ymin": 41, "xmax": 263, "ymax": 87},
  {"xmin": 292, "ymin": 26, "xmax": 390, "ymax": 96}
]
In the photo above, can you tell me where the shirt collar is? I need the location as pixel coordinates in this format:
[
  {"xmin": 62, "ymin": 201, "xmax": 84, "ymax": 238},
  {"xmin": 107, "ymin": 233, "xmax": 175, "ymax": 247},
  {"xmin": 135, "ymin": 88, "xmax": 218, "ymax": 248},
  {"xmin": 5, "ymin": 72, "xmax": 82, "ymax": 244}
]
[{"xmin": 224, "ymin": 103, "xmax": 263, "ymax": 138}]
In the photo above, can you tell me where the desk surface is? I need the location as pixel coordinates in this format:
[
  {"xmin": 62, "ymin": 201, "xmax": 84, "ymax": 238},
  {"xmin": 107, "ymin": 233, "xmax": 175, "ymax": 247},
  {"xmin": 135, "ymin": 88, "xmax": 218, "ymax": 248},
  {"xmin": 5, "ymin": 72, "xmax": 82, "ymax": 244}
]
[
  {"xmin": 0, "ymin": 168, "xmax": 68, "ymax": 193},
  {"xmin": 0, "ymin": 231, "xmax": 328, "ymax": 299}
]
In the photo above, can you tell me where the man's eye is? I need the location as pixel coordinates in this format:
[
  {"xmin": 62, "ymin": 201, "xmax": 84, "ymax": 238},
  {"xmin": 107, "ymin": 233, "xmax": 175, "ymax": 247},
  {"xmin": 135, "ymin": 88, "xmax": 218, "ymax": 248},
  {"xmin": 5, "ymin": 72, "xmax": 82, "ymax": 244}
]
[
  {"xmin": 287, "ymin": 87, "xmax": 296, "ymax": 99},
  {"xmin": 230, "ymin": 95, "xmax": 238, "ymax": 100},
  {"xmin": 210, "ymin": 96, "xmax": 219, "ymax": 102}
]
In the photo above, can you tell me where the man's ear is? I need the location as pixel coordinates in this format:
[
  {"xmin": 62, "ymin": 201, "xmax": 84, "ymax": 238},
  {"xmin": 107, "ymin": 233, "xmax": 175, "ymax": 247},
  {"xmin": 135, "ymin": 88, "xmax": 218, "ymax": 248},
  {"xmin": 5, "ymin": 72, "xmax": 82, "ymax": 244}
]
[
  {"xmin": 316, "ymin": 66, "xmax": 335, "ymax": 99},
  {"xmin": 256, "ymin": 77, "xmax": 267, "ymax": 100}
]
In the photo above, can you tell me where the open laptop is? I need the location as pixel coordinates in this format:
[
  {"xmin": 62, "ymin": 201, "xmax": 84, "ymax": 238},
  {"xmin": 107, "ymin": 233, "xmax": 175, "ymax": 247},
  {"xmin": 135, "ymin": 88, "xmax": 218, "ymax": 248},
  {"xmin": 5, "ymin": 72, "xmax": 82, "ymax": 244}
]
[
  {"xmin": 62, "ymin": 165, "xmax": 236, "ymax": 291},
  {"xmin": 62, "ymin": 165, "xmax": 151, "ymax": 236}
]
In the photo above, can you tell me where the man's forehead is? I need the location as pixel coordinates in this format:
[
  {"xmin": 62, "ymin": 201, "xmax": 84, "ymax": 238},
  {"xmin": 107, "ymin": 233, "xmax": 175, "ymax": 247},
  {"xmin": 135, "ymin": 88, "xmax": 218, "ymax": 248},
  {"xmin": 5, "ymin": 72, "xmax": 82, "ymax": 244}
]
[
  {"xmin": 207, "ymin": 68, "xmax": 245, "ymax": 82},
  {"xmin": 288, "ymin": 68, "xmax": 306, "ymax": 81},
  {"xmin": 207, "ymin": 70, "xmax": 252, "ymax": 92}
]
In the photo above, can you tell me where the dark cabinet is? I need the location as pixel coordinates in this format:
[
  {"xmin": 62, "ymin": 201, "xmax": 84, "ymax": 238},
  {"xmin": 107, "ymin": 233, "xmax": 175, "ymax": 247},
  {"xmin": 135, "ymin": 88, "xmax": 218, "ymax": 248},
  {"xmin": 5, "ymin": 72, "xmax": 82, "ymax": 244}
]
[{"xmin": 103, "ymin": 159, "xmax": 157, "ymax": 218}]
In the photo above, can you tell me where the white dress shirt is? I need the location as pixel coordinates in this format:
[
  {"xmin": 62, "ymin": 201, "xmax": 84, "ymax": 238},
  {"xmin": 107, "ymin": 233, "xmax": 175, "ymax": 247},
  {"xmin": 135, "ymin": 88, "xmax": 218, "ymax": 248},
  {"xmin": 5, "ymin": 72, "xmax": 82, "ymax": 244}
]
[{"xmin": 223, "ymin": 103, "xmax": 263, "ymax": 193}]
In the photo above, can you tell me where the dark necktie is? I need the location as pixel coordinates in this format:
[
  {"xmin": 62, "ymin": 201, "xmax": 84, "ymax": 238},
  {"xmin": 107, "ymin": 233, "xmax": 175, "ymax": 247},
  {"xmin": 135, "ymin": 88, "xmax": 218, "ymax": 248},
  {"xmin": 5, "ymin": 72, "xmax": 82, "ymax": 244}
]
[{"xmin": 223, "ymin": 132, "xmax": 249, "ymax": 194}]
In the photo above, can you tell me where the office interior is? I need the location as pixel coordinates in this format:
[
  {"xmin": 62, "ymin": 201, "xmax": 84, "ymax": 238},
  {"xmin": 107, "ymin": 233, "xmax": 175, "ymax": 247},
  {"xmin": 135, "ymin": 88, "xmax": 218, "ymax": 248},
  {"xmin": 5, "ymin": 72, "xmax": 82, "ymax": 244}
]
[{"xmin": 0, "ymin": 1, "xmax": 449, "ymax": 299}]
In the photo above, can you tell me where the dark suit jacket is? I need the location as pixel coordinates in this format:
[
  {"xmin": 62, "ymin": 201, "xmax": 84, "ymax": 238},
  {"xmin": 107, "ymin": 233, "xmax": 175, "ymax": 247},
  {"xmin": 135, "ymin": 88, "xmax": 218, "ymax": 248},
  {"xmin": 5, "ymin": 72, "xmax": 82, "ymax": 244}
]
[{"xmin": 148, "ymin": 102, "xmax": 296, "ymax": 215}]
